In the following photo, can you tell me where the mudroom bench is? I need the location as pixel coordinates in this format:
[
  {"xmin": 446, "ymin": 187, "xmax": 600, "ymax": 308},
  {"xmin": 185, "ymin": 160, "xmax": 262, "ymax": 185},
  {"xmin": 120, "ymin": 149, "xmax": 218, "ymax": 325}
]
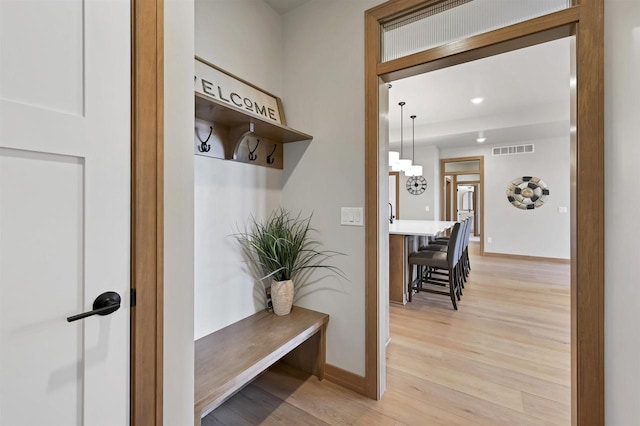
[{"xmin": 194, "ymin": 306, "xmax": 329, "ymax": 426}]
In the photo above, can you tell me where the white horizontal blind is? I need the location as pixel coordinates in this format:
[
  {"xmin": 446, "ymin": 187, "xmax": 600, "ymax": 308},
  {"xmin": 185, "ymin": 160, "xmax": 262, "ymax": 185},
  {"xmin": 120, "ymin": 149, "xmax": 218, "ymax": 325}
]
[{"xmin": 382, "ymin": 0, "xmax": 571, "ymax": 62}]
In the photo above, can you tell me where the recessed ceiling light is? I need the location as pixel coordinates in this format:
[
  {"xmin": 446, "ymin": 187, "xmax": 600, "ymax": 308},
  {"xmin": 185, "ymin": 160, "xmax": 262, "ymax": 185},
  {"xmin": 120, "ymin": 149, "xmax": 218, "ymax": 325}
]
[
  {"xmin": 470, "ymin": 97, "xmax": 484, "ymax": 105},
  {"xmin": 476, "ymin": 137, "xmax": 486, "ymax": 143}
]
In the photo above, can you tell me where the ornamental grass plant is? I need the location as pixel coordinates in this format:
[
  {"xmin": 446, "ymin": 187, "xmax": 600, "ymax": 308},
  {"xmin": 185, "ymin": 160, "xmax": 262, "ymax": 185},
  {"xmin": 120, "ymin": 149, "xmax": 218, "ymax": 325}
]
[{"xmin": 235, "ymin": 208, "xmax": 345, "ymax": 283}]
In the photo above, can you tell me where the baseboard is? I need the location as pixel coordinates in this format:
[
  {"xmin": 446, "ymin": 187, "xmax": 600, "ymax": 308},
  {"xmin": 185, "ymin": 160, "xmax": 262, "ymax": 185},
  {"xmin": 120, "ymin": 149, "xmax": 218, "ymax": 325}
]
[
  {"xmin": 324, "ymin": 364, "xmax": 367, "ymax": 395},
  {"xmin": 483, "ymin": 251, "xmax": 571, "ymax": 264}
]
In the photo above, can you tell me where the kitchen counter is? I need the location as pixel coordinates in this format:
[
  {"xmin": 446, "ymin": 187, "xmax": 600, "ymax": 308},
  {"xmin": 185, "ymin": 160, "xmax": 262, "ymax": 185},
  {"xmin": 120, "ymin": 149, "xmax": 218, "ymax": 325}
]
[
  {"xmin": 389, "ymin": 220, "xmax": 458, "ymax": 237},
  {"xmin": 389, "ymin": 220, "xmax": 457, "ymax": 304}
]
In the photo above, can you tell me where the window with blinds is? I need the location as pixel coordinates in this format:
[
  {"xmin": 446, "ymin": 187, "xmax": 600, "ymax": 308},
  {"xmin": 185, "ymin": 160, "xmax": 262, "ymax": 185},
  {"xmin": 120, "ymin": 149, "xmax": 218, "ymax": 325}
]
[{"xmin": 381, "ymin": 0, "xmax": 571, "ymax": 62}]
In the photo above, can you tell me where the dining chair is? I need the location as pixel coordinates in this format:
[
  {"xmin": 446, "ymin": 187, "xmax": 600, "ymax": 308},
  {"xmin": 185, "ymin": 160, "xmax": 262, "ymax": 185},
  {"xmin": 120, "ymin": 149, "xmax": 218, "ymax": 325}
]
[
  {"xmin": 419, "ymin": 218, "xmax": 469, "ymax": 288},
  {"xmin": 423, "ymin": 217, "xmax": 471, "ymax": 285},
  {"xmin": 407, "ymin": 221, "xmax": 463, "ymax": 310}
]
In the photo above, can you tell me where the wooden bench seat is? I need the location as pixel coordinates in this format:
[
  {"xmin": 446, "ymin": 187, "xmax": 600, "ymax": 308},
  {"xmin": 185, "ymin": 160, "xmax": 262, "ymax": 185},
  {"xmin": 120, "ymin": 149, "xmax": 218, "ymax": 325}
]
[{"xmin": 194, "ymin": 306, "xmax": 329, "ymax": 425}]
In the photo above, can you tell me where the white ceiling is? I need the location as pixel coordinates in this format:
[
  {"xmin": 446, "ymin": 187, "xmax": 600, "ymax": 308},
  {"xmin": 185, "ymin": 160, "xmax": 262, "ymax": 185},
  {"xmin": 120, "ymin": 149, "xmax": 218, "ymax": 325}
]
[
  {"xmin": 263, "ymin": 0, "xmax": 312, "ymax": 15},
  {"xmin": 388, "ymin": 37, "xmax": 572, "ymax": 149}
]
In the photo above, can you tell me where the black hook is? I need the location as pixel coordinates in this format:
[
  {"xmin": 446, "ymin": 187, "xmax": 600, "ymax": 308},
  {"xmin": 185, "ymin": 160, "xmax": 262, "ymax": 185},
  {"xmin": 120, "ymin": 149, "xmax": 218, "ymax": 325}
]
[
  {"xmin": 266, "ymin": 144, "xmax": 277, "ymax": 164},
  {"xmin": 248, "ymin": 139, "xmax": 260, "ymax": 161},
  {"xmin": 196, "ymin": 126, "xmax": 213, "ymax": 152}
]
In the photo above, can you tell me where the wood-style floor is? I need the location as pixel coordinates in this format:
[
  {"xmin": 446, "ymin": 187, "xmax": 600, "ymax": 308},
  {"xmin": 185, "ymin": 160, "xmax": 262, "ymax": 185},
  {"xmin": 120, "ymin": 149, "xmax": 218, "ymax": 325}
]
[{"xmin": 203, "ymin": 243, "xmax": 571, "ymax": 425}]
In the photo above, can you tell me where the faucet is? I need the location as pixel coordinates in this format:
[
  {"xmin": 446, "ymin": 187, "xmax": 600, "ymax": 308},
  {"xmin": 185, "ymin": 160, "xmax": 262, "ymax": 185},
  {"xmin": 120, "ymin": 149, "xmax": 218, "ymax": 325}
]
[{"xmin": 389, "ymin": 202, "xmax": 395, "ymax": 224}]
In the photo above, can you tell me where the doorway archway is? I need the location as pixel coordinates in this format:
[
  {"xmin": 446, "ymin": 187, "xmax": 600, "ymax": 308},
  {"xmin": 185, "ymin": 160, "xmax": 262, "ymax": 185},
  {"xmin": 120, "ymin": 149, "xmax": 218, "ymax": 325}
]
[{"xmin": 364, "ymin": 1, "xmax": 604, "ymax": 424}]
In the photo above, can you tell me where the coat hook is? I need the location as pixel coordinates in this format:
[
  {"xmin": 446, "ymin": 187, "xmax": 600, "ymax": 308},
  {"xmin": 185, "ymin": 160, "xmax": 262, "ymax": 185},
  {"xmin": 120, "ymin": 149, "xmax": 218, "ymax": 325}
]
[
  {"xmin": 248, "ymin": 139, "xmax": 260, "ymax": 161},
  {"xmin": 196, "ymin": 126, "xmax": 213, "ymax": 152},
  {"xmin": 266, "ymin": 144, "xmax": 277, "ymax": 164}
]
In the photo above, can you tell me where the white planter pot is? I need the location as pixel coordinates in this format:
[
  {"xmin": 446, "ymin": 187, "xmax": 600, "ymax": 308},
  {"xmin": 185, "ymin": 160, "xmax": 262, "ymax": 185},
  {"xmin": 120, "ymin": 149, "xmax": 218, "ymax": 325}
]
[{"xmin": 271, "ymin": 279, "xmax": 293, "ymax": 316}]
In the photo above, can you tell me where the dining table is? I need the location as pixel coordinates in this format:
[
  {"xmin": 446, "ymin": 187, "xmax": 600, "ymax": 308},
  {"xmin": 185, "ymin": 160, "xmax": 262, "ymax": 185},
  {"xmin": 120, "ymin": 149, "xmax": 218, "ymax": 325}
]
[{"xmin": 388, "ymin": 220, "xmax": 458, "ymax": 304}]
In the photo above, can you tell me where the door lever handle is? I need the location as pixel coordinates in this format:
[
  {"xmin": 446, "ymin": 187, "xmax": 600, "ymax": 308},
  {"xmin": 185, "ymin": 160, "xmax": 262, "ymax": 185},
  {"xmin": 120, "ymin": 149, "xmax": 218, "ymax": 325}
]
[{"xmin": 67, "ymin": 291, "xmax": 121, "ymax": 322}]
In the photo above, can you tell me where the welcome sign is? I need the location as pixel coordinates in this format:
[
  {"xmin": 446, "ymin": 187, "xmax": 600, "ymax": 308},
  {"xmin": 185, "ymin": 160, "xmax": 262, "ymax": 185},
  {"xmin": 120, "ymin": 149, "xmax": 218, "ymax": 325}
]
[{"xmin": 194, "ymin": 57, "xmax": 283, "ymax": 125}]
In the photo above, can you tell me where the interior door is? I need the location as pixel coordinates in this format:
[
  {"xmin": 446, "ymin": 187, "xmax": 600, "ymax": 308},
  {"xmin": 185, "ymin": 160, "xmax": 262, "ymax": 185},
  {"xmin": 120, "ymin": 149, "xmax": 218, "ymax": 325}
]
[{"xmin": 0, "ymin": 0, "xmax": 130, "ymax": 424}]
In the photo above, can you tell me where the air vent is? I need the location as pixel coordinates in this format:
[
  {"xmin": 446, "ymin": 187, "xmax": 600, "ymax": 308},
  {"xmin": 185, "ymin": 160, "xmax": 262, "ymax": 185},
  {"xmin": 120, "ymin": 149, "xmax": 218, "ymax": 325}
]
[{"xmin": 492, "ymin": 144, "xmax": 534, "ymax": 156}]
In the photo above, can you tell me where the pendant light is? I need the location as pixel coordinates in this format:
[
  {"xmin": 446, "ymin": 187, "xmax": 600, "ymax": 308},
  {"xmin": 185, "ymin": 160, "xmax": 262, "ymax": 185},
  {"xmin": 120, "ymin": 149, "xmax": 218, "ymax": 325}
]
[
  {"xmin": 388, "ymin": 84, "xmax": 400, "ymax": 168},
  {"xmin": 396, "ymin": 102, "xmax": 412, "ymax": 172},
  {"xmin": 406, "ymin": 114, "xmax": 423, "ymax": 177},
  {"xmin": 389, "ymin": 150, "xmax": 400, "ymax": 168}
]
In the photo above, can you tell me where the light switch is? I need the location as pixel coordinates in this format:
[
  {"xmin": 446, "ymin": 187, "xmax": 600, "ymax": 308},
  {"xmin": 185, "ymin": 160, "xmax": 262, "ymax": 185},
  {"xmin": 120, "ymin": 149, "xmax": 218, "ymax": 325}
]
[
  {"xmin": 354, "ymin": 209, "xmax": 362, "ymax": 224},
  {"xmin": 425, "ymin": 206, "xmax": 430, "ymax": 212},
  {"xmin": 341, "ymin": 207, "xmax": 364, "ymax": 226},
  {"xmin": 341, "ymin": 208, "xmax": 349, "ymax": 224},
  {"xmin": 558, "ymin": 206, "xmax": 568, "ymax": 213}
]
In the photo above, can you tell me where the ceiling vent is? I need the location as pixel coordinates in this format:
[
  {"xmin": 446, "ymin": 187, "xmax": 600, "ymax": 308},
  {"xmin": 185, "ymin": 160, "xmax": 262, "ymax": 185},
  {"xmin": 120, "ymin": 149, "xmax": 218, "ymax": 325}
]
[{"xmin": 492, "ymin": 144, "xmax": 534, "ymax": 156}]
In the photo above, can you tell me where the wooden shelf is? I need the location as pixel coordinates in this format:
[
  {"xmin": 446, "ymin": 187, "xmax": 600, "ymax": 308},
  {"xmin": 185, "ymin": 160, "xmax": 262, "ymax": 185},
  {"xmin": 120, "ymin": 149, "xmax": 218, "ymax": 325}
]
[{"xmin": 195, "ymin": 93, "xmax": 312, "ymax": 144}]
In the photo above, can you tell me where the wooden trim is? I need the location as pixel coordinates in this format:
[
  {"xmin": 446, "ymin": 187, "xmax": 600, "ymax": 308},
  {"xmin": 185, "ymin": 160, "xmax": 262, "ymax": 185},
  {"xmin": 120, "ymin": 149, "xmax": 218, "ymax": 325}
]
[
  {"xmin": 444, "ymin": 179, "xmax": 452, "ymax": 221},
  {"xmin": 440, "ymin": 155, "xmax": 483, "ymax": 163},
  {"xmin": 452, "ymin": 175, "xmax": 458, "ymax": 223},
  {"xmin": 131, "ymin": 0, "xmax": 163, "ymax": 422},
  {"xmin": 389, "ymin": 171, "xmax": 400, "ymax": 219},
  {"xmin": 471, "ymin": 183, "xmax": 479, "ymax": 236},
  {"xmin": 479, "ymin": 156, "xmax": 484, "ymax": 256},
  {"xmin": 574, "ymin": 0, "xmax": 604, "ymax": 424},
  {"xmin": 365, "ymin": 2, "xmax": 604, "ymax": 424},
  {"xmin": 378, "ymin": 8, "xmax": 578, "ymax": 82},
  {"xmin": 483, "ymin": 252, "xmax": 571, "ymax": 264},
  {"xmin": 325, "ymin": 364, "xmax": 367, "ymax": 395},
  {"xmin": 442, "ymin": 169, "xmax": 481, "ymax": 176},
  {"xmin": 154, "ymin": 0, "xmax": 164, "ymax": 420}
]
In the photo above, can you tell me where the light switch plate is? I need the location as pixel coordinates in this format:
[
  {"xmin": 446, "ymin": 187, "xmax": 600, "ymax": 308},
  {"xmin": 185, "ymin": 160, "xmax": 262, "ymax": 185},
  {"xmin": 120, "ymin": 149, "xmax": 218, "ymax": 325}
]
[
  {"xmin": 558, "ymin": 206, "xmax": 568, "ymax": 213},
  {"xmin": 341, "ymin": 207, "xmax": 364, "ymax": 226}
]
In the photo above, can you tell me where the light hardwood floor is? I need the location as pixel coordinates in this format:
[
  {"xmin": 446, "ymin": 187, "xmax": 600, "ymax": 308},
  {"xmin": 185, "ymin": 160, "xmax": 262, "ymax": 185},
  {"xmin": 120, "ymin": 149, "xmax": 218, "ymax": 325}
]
[{"xmin": 203, "ymin": 243, "xmax": 571, "ymax": 425}]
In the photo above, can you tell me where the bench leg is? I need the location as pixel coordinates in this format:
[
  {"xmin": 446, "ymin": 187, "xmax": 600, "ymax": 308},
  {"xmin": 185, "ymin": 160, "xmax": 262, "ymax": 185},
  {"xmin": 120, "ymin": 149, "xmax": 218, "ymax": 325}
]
[{"xmin": 282, "ymin": 323, "xmax": 327, "ymax": 380}]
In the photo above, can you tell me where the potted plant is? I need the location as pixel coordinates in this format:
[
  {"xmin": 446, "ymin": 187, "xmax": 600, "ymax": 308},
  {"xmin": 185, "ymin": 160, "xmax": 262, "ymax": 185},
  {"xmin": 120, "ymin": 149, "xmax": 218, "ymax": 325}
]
[{"xmin": 235, "ymin": 208, "xmax": 344, "ymax": 316}]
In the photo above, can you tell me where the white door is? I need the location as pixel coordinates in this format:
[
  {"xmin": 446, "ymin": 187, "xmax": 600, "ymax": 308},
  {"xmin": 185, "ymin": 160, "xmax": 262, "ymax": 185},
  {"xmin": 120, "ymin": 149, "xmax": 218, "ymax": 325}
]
[{"xmin": 0, "ymin": 0, "xmax": 130, "ymax": 424}]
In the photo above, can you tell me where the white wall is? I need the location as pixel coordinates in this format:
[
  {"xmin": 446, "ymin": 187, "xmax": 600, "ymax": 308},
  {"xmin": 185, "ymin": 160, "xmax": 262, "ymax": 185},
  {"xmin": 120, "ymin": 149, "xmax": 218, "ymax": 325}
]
[
  {"xmin": 164, "ymin": 0, "xmax": 194, "ymax": 424},
  {"xmin": 604, "ymin": 0, "xmax": 640, "ymax": 423},
  {"xmin": 441, "ymin": 136, "xmax": 571, "ymax": 259},
  {"xmin": 397, "ymin": 144, "xmax": 440, "ymax": 220},
  {"xmin": 281, "ymin": 0, "xmax": 384, "ymax": 376},
  {"xmin": 195, "ymin": 0, "xmax": 283, "ymax": 95},
  {"xmin": 193, "ymin": 0, "xmax": 285, "ymax": 339}
]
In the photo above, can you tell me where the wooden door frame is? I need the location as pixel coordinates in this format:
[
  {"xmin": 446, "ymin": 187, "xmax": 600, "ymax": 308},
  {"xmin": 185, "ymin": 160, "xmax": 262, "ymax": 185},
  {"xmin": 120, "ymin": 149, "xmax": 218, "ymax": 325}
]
[
  {"xmin": 439, "ymin": 156, "xmax": 484, "ymax": 255},
  {"xmin": 131, "ymin": 0, "xmax": 164, "ymax": 424},
  {"xmin": 444, "ymin": 177, "xmax": 452, "ymax": 221},
  {"xmin": 365, "ymin": 1, "xmax": 604, "ymax": 424}
]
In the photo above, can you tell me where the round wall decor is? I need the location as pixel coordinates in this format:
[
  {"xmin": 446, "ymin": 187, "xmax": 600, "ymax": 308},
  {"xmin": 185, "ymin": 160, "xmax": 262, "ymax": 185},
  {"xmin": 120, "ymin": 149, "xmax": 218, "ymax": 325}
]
[
  {"xmin": 406, "ymin": 176, "xmax": 427, "ymax": 195},
  {"xmin": 506, "ymin": 176, "xmax": 549, "ymax": 210}
]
